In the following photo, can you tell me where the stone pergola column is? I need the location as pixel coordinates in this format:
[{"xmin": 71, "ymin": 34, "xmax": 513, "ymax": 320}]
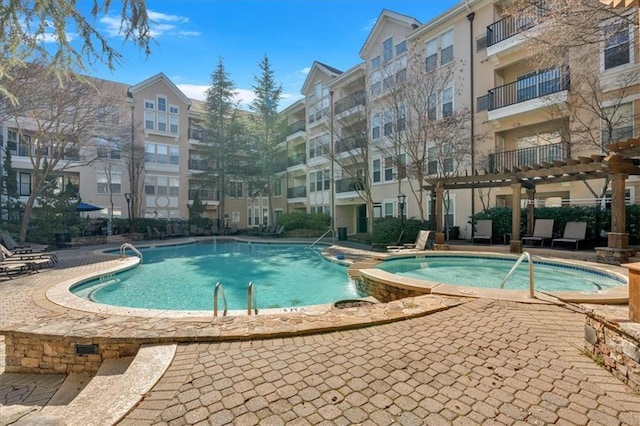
[
  {"xmin": 510, "ymin": 182, "xmax": 522, "ymax": 254},
  {"xmin": 608, "ymin": 173, "xmax": 629, "ymax": 249},
  {"xmin": 435, "ymin": 182, "xmax": 445, "ymax": 245},
  {"xmin": 526, "ymin": 188, "xmax": 536, "ymax": 237}
]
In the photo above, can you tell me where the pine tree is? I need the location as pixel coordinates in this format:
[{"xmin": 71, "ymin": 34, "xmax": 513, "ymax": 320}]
[{"xmin": 250, "ymin": 55, "xmax": 284, "ymax": 224}]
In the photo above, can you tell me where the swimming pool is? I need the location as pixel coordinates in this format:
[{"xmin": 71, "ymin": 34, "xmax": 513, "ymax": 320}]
[
  {"xmin": 375, "ymin": 254, "xmax": 626, "ymax": 293},
  {"xmin": 72, "ymin": 242, "xmax": 361, "ymax": 311}
]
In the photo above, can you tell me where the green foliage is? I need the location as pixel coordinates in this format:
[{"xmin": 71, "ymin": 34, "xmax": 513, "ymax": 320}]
[
  {"xmin": 279, "ymin": 212, "xmax": 330, "ymax": 230},
  {"xmin": 0, "ymin": 145, "xmax": 22, "ymax": 228},
  {"xmin": 372, "ymin": 218, "xmax": 430, "ymax": 245},
  {"xmin": 27, "ymin": 176, "xmax": 81, "ymax": 243},
  {"xmin": 188, "ymin": 191, "xmax": 206, "ymax": 221},
  {"xmin": 470, "ymin": 206, "xmax": 640, "ymax": 245}
]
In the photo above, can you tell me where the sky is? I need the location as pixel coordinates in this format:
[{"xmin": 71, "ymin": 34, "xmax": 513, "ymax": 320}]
[{"xmin": 88, "ymin": 0, "xmax": 462, "ymax": 110}]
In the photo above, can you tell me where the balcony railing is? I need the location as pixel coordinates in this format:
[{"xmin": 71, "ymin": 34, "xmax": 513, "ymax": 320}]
[
  {"xmin": 487, "ymin": 142, "xmax": 567, "ymax": 173},
  {"xmin": 487, "ymin": 0, "xmax": 549, "ymax": 47},
  {"xmin": 287, "ymin": 153, "xmax": 306, "ymax": 167},
  {"xmin": 287, "ymin": 186, "xmax": 307, "ymax": 199},
  {"xmin": 188, "ymin": 128, "xmax": 204, "ymax": 140},
  {"xmin": 336, "ymin": 177, "xmax": 365, "ymax": 193},
  {"xmin": 189, "ymin": 159, "xmax": 214, "ymax": 171},
  {"xmin": 334, "ymin": 90, "xmax": 366, "ymax": 115},
  {"xmin": 335, "ymin": 134, "xmax": 367, "ymax": 154},
  {"xmin": 189, "ymin": 189, "xmax": 219, "ymax": 201},
  {"xmin": 488, "ymin": 68, "xmax": 569, "ymax": 111},
  {"xmin": 286, "ymin": 120, "xmax": 305, "ymax": 136}
]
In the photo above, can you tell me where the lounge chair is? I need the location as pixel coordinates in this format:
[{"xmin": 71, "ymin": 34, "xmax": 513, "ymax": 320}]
[
  {"xmin": 1, "ymin": 244, "xmax": 58, "ymax": 264},
  {"xmin": 0, "ymin": 231, "xmax": 49, "ymax": 253},
  {"xmin": 471, "ymin": 220, "xmax": 492, "ymax": 245},
  {"xmin": 387, "ymin": 230, "xmax": 432, "ymax": 252},
  {"xmin": 0, "ymin": 259, "xmax": 30, "ymax": 279},
  {"xmin": 522, "ymin": 219, "xmax": 554, "ymax": 247},
  {"xmin": 0, "ymin": 249, "xmax": 52, "ymax": 271},
  {"xmin": 551, "ymin": 222, "xmax": 587, "ymax": 250},
  {"xmin": 263, "ymin": 225, "xmax": 285, "ymax": 238}
]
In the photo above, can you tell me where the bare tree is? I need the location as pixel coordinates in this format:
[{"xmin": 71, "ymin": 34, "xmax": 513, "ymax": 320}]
[{"xmin": 3, "ymin": 68, "xmax": 127, "ymax": 241}]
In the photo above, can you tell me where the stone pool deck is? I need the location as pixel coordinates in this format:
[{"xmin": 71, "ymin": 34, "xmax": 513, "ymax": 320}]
[{"xmin": 1, "ymin": 238, "xmax": 640, "ymax": 424}]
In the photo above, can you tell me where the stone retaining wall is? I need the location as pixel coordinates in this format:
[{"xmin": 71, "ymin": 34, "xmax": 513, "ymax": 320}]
[
  {"xmin": 584, "ymin": 315, "xmax": 640, "ymax": 391},
  {"xmin": 3, "ymin": 332, "xmax": 140, "ymax": 374},
  {"xmin": 357, "ymin": 277, "xmax": 427, "ymax": 302}
]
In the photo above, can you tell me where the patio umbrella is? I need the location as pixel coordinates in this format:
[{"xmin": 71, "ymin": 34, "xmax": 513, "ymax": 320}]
[{"xmin": 75, "ymin": 202, "xmax": 103, "ymax": 212}]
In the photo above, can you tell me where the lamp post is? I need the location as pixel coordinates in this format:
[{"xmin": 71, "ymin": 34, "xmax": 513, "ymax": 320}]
[
  {"xmin": 398, "ymin": 192, "xmax": 406, "ymax": 236},
  {"xmin": 124, "ymin": 193, "xmax": 131, "ymax": 233}
]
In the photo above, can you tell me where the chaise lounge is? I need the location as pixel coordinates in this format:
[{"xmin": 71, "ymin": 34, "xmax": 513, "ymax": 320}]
[
  {"xmin": 471, "ymin": 220, "xmax": 492, "ymax": 245},
  {"xmin": 551, "ymin": 221, "xmax": 587, "ymax": 250},
  {"xmin": 522, "ymin": 219, "xmax": 554, "ymax": 247}
]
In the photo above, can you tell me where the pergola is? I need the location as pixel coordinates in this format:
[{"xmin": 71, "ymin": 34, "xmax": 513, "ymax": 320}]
[{"xmin": 426, "ymin": 138, "xmax": 640, "ymax": 263}]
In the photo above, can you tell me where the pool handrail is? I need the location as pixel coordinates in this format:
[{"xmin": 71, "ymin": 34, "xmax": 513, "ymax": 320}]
[
  {"xmin": 213, "ymin": 282, "xmax": 227, "ymax": 317},
  {"xmin": 247, "ymin": 282, "xmax": 258, "ymax": 315},
  {"xmin": 310, "ymin": 228, "xmax": 333, "ymax": 249},
  {"xmin": 120, "ymin": 243, "xmax": 143, "ymax": 262},
  {"xmin": 500, "ymin": 251, "xmax": 536, "ymax": 298}
]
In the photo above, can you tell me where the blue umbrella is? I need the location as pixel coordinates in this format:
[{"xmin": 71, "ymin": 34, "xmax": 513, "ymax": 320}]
[{"xmin": 76, "ymin": 202, "xmax": 103, "ymax": 212}]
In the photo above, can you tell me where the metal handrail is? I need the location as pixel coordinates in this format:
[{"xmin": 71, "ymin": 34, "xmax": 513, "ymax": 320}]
[
  {"xmin": 213, "ymin": 282, "xmax": 227, "ymax": 317},
  {"xmin": 500, "ymin": 252, "xmax": 536, "ymax": 298},
  {"xmin": 310, "ymin": 228, "xmax": 333, "ymax": 249},
  {"xmin": 120, "ymin": 243, "xmax": 143, "ymax": 262},
  {"xmin": 247, "ymin": 282, "xmax": 258, "ymax": 315}
]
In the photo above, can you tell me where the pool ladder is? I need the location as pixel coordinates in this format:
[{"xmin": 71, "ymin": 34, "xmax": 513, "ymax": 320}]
[
  {"xmin": 499, "ymin": 251, "xmax": 536, "ymax": 298},
  {"xmin": 120, "ymin": 243, "xmax": 143, "ymax": 262},
  {"xmin": 212, "ymin": 282, "xmax": 258, "ymax": 317}
]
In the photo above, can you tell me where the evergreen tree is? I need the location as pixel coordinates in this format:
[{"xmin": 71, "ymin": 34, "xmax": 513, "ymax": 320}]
[
  {"xmin": 201, "ymin": 57, "xmax": 245, "ymax": 225},
  {"xmin": 1, "ymin": 144, "xmax": 21, "ymax": 226},
  {"xmin": 250, "ymin": 55, "xmax": 284, "ymax": 224}
]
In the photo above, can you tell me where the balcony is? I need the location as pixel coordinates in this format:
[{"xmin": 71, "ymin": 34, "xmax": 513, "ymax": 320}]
[
  {"xmin": 286, "ymin": 120, "xmax": 305, "ymax": 137},
  {"xmin": 188, "ymin": 128, "xmax": 204, "ymax": 140},
  {"xmin": 486, "ymin": 1, "xmax": 549, "ymax": 60},
  {"xmin": 334, "ymin": 90, "xmax": 366, "ymax": 115},
  {"xmin": 287, "ymin": 186, "xmax": 307, "ymax": 199},
  {"xmin": 188, "ymin": 189, "xmax": 219, "ymax": 201},
  {"xmin": 336, "ymin": 177, "xmax": 365, "ymax": 194},
  {"xmin": 487, "ymin": 68, "xmax": 569, "ymax": 120},
  {"xmin": 487, "ymin": 142, "xmax": 567, "ymax": 173},
  {"xmin": 287, "ymin": 153, "xmax": 306, "ymax": 168},
  {"xmin": 188, "ymin": 159, "xmax": 214, "ymax": 171},
  {"xmin": 335, "ymin": 134, "xmax": 366, "ymax": 154}
]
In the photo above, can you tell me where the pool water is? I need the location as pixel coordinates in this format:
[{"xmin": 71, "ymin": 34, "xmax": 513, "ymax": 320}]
[
  {"xmin": 73, "ymin": 242, "xmax": 361, "ymax": 311},
  {"xmin": 376, "ymin": 256, "xmax": 625, "ymax": 293}
]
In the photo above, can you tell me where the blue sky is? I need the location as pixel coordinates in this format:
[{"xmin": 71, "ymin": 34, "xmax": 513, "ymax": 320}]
[{"xmin": 89, "ymin": 0, "xmax": 461, "ymax": 109}]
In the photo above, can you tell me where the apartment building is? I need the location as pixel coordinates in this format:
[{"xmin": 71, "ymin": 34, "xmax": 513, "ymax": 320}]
[{"xmin": 276, "ymin": 1, "xmax": 638, "ymax": 239}]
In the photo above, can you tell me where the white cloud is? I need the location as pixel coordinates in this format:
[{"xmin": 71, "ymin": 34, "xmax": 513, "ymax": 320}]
[
  {"xmin": 176, "ymin": 84, "xmax": 302, "ymax": 111},
  {"xmin": 301, "ymin": 67, "xmax": 311, "ymax": 75},
  {"xmin": 100, "ymin": 9, "xmax": 197, "ymax": 39},
  {"xmin": 362, "ymin": 17, "xmax": 376, "ymax": 32}
]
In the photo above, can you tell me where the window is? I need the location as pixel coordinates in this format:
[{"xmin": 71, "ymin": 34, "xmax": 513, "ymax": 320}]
[
  {"xmin": 96, "ymin": 140, "xmax": 120, "ymax": 159},
  {"xmin": 157, "ymin": 96, "xmax": 167, "ymax": 112},
  {"xmin": 371, "ymin": 70, "xmax": 381, "ymax": 96},
  {"xmin": 97, "ymin": 171, "xmax": 121, "ymax": 194},
  {"xmin": 229, "ymin": 181, "xmax": 243, "ymax": 198},
  {"xmin": 395, "ymin": 55, "xmax": 407, "ymax": 84},
  {"xmin": 144, "ymin": 176, "xmax": 155, "ymax": 195},
  {"xmin": 384, "ymin": 156, "xmax": 393, "ymax": 181},
  {"xmin": 144, "ymin": 143, "xmax": 179, "ymax": 165},
  {"xmin": 516, "ymin": 72, "xmax": 537, "ymax": 102},
  {"xmin": 397, "ymin": 105, "xmax": 406, "ymax": 132},
  {"xmin": 604, "ymin": 21, "xmax": 630, "ymax": 70},
  {"xmin": 442, "ymin": 87, "xmax": 453, "ymax": 118},
  {"xmin": 383, "ymin": 74, "xmax": 394, "ymax": 91},
  {"xmin": 157, "ymin": 114, "xmax": 167, "ymax": 132},
  {"xmin": 427, "ymin": 94, "xmax": 437, "ymax": 120},
  {"xmin": 169, "ymin": 116, "xmax": 178, "ymax": 134},
  {"xmin": 274, "ymin": 179, "xmax": 282, "ymax": 197},
  {"xmin": 371, "ymin": 56, "xmax": 381, "ymax": 70},
  {"xmin": 144, "ymin": 100, "xmax": 154, "ymax": 109},
  {"xmin": 145, "ymin": 112, "xmax": 154, "ymax": 130},
  {"xmin": 156, "ymin": 145, "xmax": 168, "ymax": 164},
  {"xmin": 440, "ymin": 30, "xmax": 454, "ymax": 65},
  {"xmin": 169, "ymin": 146, "xmax": 179, "ymax": 165},
  {"xmin": 309, "ymin": 170, "xmax": 330, "ymax": 192},
  {"xmin": 425, "ymin": 38, "xmax": 437, "ymax": 71},
  {"xmin": 156, "ymin": 176, "xmax": 168, "ymax": 195},
  {"xmin": 398, "ymin": 153, "xmax": 407, "ymax": 179},
  {"xmin": 383, "ymin": 37, "xmax": 393, "ymax": 63},
  {"xmin": 7, "ymin": 130, "xmax": 18, "ymax": 153},
  {"xmin": 19, "ymin": 172, "xmax": 31, "ymax": 196},
  {"xmin": 383, "ymin": 110, "xmax": 393, "ymax": 136},
  {"xmin": 309, "ymin": 134, "xmax": 329, "ymax": 159},
  {"xmin": 372, "ymin": 115, "xmax": 381, "ymax": 139},
  {"xmin": 169, "ymin": 105, "xmax": 178, "ymax": 114},
  {"xmin": 373, "ymin": 159, "xmax": 381, "ymax": 183},
  {"xmin": 516, "ymin": 131, "xmax": 563, "ymax": 165},
  {"xmin": 427, "ymin": 147, "xmax": 438, "ymax": 175},
  {"xmin": 169, "ymin": 178, "xmax": 179, "ymax": 196},
  {"xmin": 384, "ymin": 202, "xmax": 394, "ymax": 218},
  {"xmin": 395, "ymin": 40, "xmax": 407, "ymax": 56},
  {"xmin": 602, "ymin": 103, "xmax": 634, "ymax": 144}
]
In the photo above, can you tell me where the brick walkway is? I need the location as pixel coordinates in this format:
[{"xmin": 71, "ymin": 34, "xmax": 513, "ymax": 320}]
[{"xmin": 123, "ymin": 299, "xmax": 640, "ymax": 425}]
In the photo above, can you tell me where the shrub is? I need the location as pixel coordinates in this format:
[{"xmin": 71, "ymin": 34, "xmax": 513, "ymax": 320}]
[
  {"xmin": 279, "ymin": 212, "xmax": 330, "ymax": 230},
  {"xmin": 372, "ymin": 217, "xmax": 429, "ymax": 245}
]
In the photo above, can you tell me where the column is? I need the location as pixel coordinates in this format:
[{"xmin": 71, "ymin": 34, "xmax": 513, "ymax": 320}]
[
  {"xmin": 510, "ymin": 182, "xmax": 522, "ymax": 254},
  {"xmin": 526, "ymin": 188, "xmax": 536, "ymax": 236},
  {"xmin": 435, "ymin": 182, "xmax": 445, "ymax": 245},
  {"xmin": 608, "ymin": 173, "xmax": 629, "ymax": 249}
]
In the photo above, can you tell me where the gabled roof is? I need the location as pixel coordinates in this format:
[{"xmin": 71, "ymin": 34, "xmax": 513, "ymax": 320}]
[
  {"xmin": 300, "ymin": 61, "xmax": 343, "ymax": 94},
  {"xmin": 360, "ymin": 9, "xmax": 421, "ymax": 59},
  {"xmin": 128, "ymin": 72, "xmax": 192, "ymax": 106}
]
